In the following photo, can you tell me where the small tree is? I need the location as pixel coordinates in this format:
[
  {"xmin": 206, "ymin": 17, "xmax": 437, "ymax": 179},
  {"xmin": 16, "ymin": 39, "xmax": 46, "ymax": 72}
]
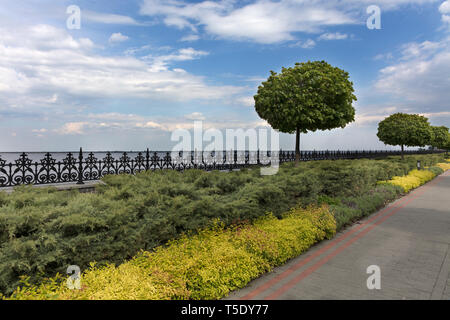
[
  {"xmin": 377, "ymin": 113, "xmax": 433, "ymax": 159},
  {"xmin": 430, "ymin": 126, "xmax": 450, "ymax": 150},
  {"xmin": 254, "ymin": 61, "xmax": 357, "ymax": 166},
  {"xmin": 440, "ymin": 131, "xmax": 450, "ymax": 156}
]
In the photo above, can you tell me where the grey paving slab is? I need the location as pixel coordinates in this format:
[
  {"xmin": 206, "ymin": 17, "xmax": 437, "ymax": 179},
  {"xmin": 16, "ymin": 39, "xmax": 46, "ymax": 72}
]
[{"xmin": 226, "ymin": 171, "xmax": 450, "ymax": 300}]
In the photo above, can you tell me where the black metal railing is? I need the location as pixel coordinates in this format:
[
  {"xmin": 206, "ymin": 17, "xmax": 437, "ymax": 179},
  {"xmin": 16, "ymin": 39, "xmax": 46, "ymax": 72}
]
[{"xmin": 0, "ymin": 148, "xmax": 442, "ymax": 188}]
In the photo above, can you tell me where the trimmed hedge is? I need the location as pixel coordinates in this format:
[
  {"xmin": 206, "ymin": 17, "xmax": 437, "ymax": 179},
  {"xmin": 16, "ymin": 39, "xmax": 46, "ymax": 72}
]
[
  {"xmin": 0, "ymin": 153, "xmax": 446, "ymax": 295},
  {"xmin": 5, "ymin": 206, "xmax": 335, "ymax": 300},
  {"xmin": 379, "ymin": 168, "xmax": 437, "ymax": 193}
]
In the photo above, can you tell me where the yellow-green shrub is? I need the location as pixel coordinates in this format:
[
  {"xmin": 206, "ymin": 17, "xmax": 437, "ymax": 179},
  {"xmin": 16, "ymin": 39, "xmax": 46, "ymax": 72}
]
[
  {"xmin": 132, "ymin": 226, "xmax": 268, "ymax": 300},
  {"xmin": 232, "ymin": 206, "xmax": 335, "ymax": 266},
  {"xmin": 7, "ymin": 262, "xmax": 189, "ymax": 300},
  {"xmin": 6, "ymin": 206, "xmax": 335, "ymax": 300},
  {"xmin": 436, "ymin": 162, "xmax": 450, "ymax": 171},
  {"xmin": 379, "ymin": 169, "xmax": 436, "ymax": 193}
]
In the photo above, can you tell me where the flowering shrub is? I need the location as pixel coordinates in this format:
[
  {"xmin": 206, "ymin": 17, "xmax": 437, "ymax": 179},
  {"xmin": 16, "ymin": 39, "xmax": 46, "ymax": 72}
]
[{"xmin": 6, "ymin": 206, "xmax": 335, "ymax": 300}]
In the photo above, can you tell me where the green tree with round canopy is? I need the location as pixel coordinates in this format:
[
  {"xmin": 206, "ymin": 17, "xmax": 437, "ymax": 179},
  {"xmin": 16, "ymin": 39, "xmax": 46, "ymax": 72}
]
[
  {"xmin": 444, "ymin": 136, "xmax": 450, "ymax": 156},
  {"xmin": 254, "ymin": 61, "xmax": 357, "ymax": 166},
  {"xmin": 430, "ymin": 125, "xmax": 450, "ymax": 150},
  {"xmin": 377, "ymin": 113, "xmax": 433, "ymax": 159},
  {"xmin": 437, "ymin": 129, "xmax": 450, "ymax": 156}
]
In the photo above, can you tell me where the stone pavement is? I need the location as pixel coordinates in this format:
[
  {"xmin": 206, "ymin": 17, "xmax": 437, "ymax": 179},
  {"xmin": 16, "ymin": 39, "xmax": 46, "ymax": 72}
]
[{"xmin": 227, "ymin": 171, "xmax": 450, "ymax": 300}]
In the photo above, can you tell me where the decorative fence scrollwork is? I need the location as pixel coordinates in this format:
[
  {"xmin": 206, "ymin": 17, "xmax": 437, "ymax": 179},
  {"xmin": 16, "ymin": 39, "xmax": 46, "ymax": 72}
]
[{"xmin": 0, "ymin": 148, "xmax": 443, "ymax": 188}]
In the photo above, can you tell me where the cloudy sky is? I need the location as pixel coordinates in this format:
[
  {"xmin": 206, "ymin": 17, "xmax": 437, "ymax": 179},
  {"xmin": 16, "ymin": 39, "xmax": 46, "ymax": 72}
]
[{"xmin": 1, "ymin": 0, "xmax": 449, "ymax": 152}]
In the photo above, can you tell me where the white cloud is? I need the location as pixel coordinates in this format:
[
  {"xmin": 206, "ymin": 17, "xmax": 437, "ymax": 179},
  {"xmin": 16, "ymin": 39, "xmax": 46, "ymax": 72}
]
[
  {"xmin": 139, "ymin": 0, "xmax": 437, "ymax": 44},
  {"xmin": 375, "ymin": 37, "xmax": 450, "ymax": 110},
  {"xmin": 109, "ymin": 32, "xmax": 129, "ymax": 43},
  {"xmin": 0, "ymin": 25, "xmax": 243, "ymax": 105},
  {"xmin": 140, "ymin": 0, "xmax": 356, "ymax": 44},
  {"xmin": 53, "ymin": 112, "xmax": 270, "ymax": 136},
  {"xmin": 421, "ymin": 111, "xmax": 450, "ymax": 118},
  {"xmin": 84, "ymin": 11, "xmax": 147, "ymax": 26},
  {"xmin": 439, "ymin": 1, "xmax": 450, "ymax": 25},
  {"xmin": 440, "ymin": 1, "xmax": 450, "ymax": 13},
  {"xmin": 32, "ymin": 128, "xmax": 48, "ymax": 133},
  {"xmin": 143, "ymin": 47, "xmax": 209, "ymax": 72},
  {"xmin": 399, "ymin": 40, "xmax": 445, "ymax": 60},
  {"xmin": 56, "ymin": 122, "xmax": 88, "ymax": 135},
  {"xmin": 185, "ymin": 112, "xmax": 206, "ymax": 121},
  {"xmin": 0, "ymin": 24, "xmax": 94, "ymax": 51},
  {"xmin": 137, "ymin": 121, "xmax": 163, "ymax": 129},
  {"xmin": 318, "ymin": 32, "xmax": 348, "ymax": 41},
  {"xmin": 235, "ymin": 96, "xmax": 255, "ymax": 107},
  {"xmin": 374, "ymin": 52, "xmax": 394, "ymax": 61},
  {"xmin": 180, "ymin": 34, "xmax": 201, "ymax": 42},
  {"xmin": 289, "ymin": 39, "xmax": 316, "ymax": 48},
  {"xmin": 48, "ymin": 94, "xmax": 58, "ymax": 103},
  {"xmin": 124, "ymin": 44, "xmax": 153, "ymax": 56},
  {"xmin": 353, "ymin": 107, "xmax": 398, "ymax": 125}
]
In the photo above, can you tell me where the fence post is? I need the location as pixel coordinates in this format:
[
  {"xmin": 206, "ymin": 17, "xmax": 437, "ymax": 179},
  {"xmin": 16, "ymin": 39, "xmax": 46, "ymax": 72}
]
[
  {"xmin": 145, "ymin": 148, "xmax": 150, "ymax": 171},
  {"xmin": 77, "ymin": 147, "xmax": 84, "ymax": 185}
]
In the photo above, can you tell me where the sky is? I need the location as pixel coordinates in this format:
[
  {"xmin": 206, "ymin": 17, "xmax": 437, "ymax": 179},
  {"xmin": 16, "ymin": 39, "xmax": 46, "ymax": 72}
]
[{"xmin": 0, "ymin": 0, "xmax": 449, "ymax": 152}]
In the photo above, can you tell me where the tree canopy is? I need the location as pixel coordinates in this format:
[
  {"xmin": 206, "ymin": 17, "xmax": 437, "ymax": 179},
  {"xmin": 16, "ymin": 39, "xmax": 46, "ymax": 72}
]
[
  {"xmin": 377, "ymin": 113, "xmax": 433, "ymax": 158},
  {"xmin": 254, "ymin": 60, "xmax": 357, "ymax": 164},
  {"xmin": 430, "ymin": 126, "xmax": 450, "ymax": 150}
]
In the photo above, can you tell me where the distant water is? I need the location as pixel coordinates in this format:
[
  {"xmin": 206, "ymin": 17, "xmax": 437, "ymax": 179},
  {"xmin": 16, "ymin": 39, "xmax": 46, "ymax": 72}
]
[
  {"xmin": 0, "ymin": 151, "xmax": 260, "ymax": 163},
  {"xmin": 0, "ymin": 152, "xmax": 172, "ymax": 163}
]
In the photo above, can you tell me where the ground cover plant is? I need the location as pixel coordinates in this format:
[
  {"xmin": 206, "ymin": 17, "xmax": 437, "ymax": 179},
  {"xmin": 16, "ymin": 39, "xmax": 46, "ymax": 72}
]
[{"xmin": 0, "ymin": 153, "xmax": 446, "ymax": 296}]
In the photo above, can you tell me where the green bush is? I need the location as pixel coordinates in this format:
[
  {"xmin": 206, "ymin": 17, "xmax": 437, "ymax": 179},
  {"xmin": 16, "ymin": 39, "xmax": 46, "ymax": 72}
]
[
  {"xmin": 330, "ymin": 184, "xmax": 404, "ymax": 230},
  {"xmin": 0, "ymin": 153, "xmax": 445, "ymax": 295},
  {"xmin": 6, "ymin": 206, "xmax": 336, "ymax": 300},
  {"xmin": 427, "ymin": 166, "xmax": 445, "ymax": 176}
]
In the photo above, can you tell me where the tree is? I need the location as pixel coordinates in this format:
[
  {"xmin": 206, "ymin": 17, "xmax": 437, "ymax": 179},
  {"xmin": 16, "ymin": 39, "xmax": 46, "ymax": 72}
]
[
  {"xmin": 377, "ymin": 113, "xmax": 433, "ymax": 159},
  {"xmin": 444, "ymin": 136, "xmax": 450, "ymax": 156},
  {"xmin": 430, "ymin": 126, "xmax": 450, "ymax": 150},
  {"xmin": 438, "ymin": 129, "xmax": 450, "ymax": 156},
  {"xmin": 254, "ymin": 61, "xmax": 357, "ymax": 166}
]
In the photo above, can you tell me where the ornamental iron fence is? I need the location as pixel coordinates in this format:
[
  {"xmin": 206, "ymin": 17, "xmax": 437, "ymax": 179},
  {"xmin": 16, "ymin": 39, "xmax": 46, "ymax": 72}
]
[{"xmin": 0, "ymin": 148, "xmax": 443, "ymax": 188}]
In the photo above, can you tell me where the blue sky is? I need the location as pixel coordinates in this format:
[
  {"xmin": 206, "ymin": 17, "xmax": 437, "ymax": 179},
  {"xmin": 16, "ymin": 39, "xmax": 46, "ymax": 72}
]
[{"xmin": 0, "ymin": 0, "xmax": 449, "ymax": 151}]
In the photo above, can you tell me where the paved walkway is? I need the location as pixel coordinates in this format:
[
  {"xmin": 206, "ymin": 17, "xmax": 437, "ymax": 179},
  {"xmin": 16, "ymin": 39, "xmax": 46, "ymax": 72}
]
[{"xmin": 227, "ymin": 170, "xmax": 450, "ymax": 300}]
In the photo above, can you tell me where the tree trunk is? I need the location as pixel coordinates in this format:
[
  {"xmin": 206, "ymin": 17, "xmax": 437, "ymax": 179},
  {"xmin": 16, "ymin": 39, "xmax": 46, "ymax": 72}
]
[
  {"xmin": 401, "ymin": 144, "xmax": 404, "ymax": 160},
  {"xmin": 295, "ymin": 128, "xmax": 300, "ymax": 167}
]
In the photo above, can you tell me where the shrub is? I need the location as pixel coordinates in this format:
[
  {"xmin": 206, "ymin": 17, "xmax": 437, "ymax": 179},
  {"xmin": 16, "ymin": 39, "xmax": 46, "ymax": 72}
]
[
  {"xmin": 427, "ymin": 166, "xmax": 444, "ymax": 176},
  {"xmin": 436, "ymin": 162, "xmax": 450, "ymax": 171},
  {"xmin": 330, "ymin": 184, "xmax": 402, "ymax": 230},
  {"xmin": 6, "ymin": 206, "xmax": 335, "ymax": 300},
  {"xmin": 0, "ymin": 153, "xmax": 445, "ymax": 295},
  {"xmin": 379, "ymin": 169, "xmax": 436, "ymax": 193}
]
